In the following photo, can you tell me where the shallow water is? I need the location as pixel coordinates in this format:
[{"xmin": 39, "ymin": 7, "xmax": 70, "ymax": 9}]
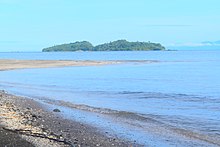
[{"xmin": 0, "ymin": 51, "xmax": 220, "ymax": 146}]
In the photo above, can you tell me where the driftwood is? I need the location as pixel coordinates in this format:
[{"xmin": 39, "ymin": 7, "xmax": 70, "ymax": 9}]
[{"xmin": 2, "ymin": 127, "xmax": 75, "ymax": 147}]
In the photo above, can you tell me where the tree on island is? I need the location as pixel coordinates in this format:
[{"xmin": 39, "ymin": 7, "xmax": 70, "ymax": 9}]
[{"xmin": 42, "ymin": 40, "xmax": 165, "ymax": 52}]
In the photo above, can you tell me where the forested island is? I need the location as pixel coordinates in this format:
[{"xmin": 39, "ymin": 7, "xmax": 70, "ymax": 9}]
[{"xmin": 42, "ymin": 40, "xmax": 165, "ymax": 52}]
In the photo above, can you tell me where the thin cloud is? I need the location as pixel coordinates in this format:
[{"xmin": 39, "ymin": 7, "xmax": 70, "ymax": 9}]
[{"xmin": 144, "ymin": 24, "xmax": 192, "ymax": 27}]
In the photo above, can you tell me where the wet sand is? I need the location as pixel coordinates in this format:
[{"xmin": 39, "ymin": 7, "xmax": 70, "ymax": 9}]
[
  {"xmin": 0, "ymin": 127, "xmax": 34, "ymax": 147},
  {"xmin": 0, "ymin": 90, "xmax": 138, "ymax": 146}
]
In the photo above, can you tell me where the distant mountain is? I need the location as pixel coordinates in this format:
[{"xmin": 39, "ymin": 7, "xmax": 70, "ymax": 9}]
[
  {"xmin": 201, "ymin": 40, "xmax": 220, "ymax": 45},
  {"xmin": 168, "ymin": 40, "xmax": 220, "ymax": 50},
  {"xmin": 42, "ymin": 40, "xmax": 165, "ymax": 52}
]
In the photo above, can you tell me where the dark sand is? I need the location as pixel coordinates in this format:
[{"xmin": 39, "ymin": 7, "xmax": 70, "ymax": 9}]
[
  {"xmin": 0, "ymin": 127, "xmax": 34, "ymax": 147},
  {"xmin": 0, "ymin": 90, "xmax": 139, "ymax": 147}
]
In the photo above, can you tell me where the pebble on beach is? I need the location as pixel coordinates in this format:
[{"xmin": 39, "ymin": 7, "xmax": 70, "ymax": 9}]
[{"xmin": 53, "ymin": 108, "xmax": 61, "ymax": 112}]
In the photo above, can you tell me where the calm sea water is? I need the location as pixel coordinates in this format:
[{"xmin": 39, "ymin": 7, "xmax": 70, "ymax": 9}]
[{"xmin": 0, "ymin": 51, "xmax": 220, "ymax": 146}]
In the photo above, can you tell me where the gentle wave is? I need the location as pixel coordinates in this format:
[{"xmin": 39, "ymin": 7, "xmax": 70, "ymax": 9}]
[{"xmin": 38, "ymin": 97, "xmax": 220, "ymax": 146}]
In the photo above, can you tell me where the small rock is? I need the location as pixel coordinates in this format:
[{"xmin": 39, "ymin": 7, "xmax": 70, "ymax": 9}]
[
  {"xmin": 53, "ymin": 108, "xmax": 61, "ymax": 112},
  {"xmin": 74, "ymin": 141, "xmax": 78, "ymax": 144},
  {"xmin": 32, "ymin": 114, "xmax": 37, "ymax": 118},
  {"xmin": 27, "ymin": 120, "xmax": 32, "ymax": 125},
  {"xmin": 43, "ymin": 132, "xmax": 48, "ymax": 135},
  {"xmin": 6, "ymin": 102, "xmax": 14, "ymax": 107},
  {"xmin": 24, "ymin": 111, "xmax": 31, "ymax": 116}
]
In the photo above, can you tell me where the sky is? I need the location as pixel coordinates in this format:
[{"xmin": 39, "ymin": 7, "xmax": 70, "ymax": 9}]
[{"xmin": 0, "ymin": 0, "xmax": 220, "ymax": 51}]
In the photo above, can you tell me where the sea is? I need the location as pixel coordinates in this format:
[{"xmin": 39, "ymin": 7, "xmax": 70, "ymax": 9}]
[{"xmin": 0, "ymin": 51, "xmax": 219, "ymax": 146}]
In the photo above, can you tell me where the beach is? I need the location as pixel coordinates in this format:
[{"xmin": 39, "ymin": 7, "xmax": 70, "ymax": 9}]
[
  {"xmin": 0, "ymin": 90, "xmax": 138, "ymax": 147},
  {"xmin": 0, "ymin": 59, "xmax": 141, "ymax": 146},
  {"xmin": 1, "ymin": 0, "xmax": 219, "ymax": 146},
  {"xmin": 0, "ymin": 54, "xmax": 220, "ymax": 146}
]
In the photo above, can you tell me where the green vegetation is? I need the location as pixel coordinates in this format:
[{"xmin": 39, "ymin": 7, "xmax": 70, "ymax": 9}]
[
  {"xmin": 42, "ymin": 41, "xmax": 93, "ymax": 52},
  {"xmin": 94, "ymin": 40, "xmax": 165, "ymax": 51},
  {"xmin": 42, "ymin": 40, "xmax": 165, "ymax": 52}
]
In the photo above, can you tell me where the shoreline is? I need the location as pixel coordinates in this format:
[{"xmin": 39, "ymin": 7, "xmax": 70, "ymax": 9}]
[
  {"xmin": 0, "ymin": 59, "xmax": 153, "ymax": 146},
  {"xmin": 0, "ymin": 90, "xmax": 139, "ymax": 146},
  {"xmin": 1, "ymin": 92, "xmax": 220, "ymax": 147},
  {"xmin": 1, "ymin": 59, "xmax": 219, "ymax": 146}
]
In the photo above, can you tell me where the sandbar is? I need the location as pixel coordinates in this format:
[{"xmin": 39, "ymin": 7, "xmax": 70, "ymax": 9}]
[{"xmin": 0, "ymin": 59, "xmax": 122, "ymax": 71}]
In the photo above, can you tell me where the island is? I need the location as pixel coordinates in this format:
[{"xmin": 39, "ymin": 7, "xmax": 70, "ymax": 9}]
[{"xmin": 42, "ymin": 40, "xmax": 165, "ymax": 52}]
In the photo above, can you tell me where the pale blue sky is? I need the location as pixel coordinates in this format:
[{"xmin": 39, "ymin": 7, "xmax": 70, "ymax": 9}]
[{"xmin": 0, "ymin": 0, "xmax": 220, "ymax": 51}]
